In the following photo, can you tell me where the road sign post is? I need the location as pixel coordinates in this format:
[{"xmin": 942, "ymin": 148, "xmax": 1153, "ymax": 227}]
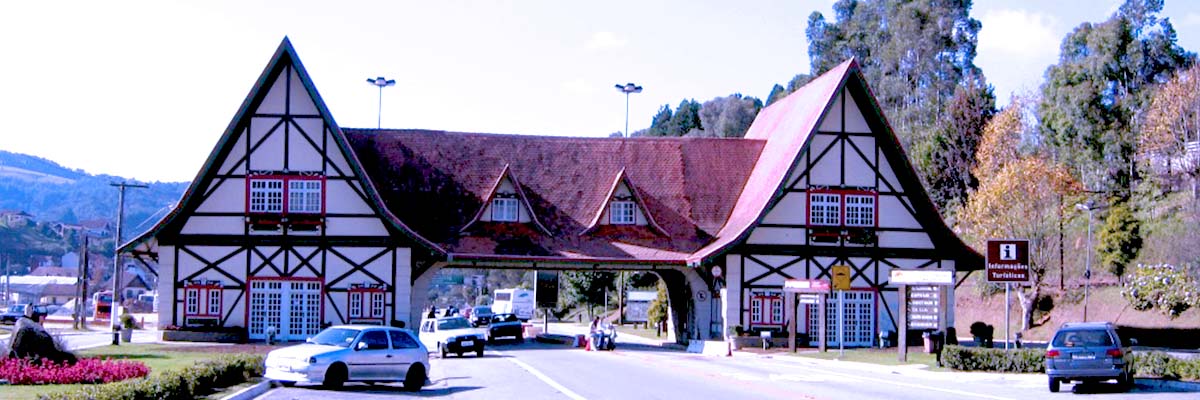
[
  {"xmin": 783, "ymin": 279, "xmax": 832, "ymax": 353},
  {"xmin": 987, "ymin": 239, "xmax": 1030, "ymax": 351},
  {"xmin": 890, "ymin": 269, "xmax": 955, "ymax": 362}
]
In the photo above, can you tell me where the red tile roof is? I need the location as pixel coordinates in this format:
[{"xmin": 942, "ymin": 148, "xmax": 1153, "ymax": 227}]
[{"xmin": 343, "ymin": 130, "xmax": 765, "ymax": 262}]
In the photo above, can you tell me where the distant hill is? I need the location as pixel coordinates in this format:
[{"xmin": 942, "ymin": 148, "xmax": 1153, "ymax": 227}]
[{"xmin": 0, "ymin": 150, "xmax": 187, "ymax": 235}]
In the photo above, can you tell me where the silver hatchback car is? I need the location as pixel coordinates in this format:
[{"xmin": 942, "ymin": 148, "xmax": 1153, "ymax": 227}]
[
  {"xmin": 1045, "ymin": 322, "xmax": 1134, "ymax": 393},
  {"xmin": 264, "ymin": 325, "xmax": 430, "ymax": 390}
]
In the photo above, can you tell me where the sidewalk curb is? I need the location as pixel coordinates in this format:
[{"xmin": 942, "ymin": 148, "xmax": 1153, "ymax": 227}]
[
  {"xmin": 735, "ymin": 350, "xmax": 1043, "ymax": 384},
  {"xmin": 1138, "ymin": 378, "xmax": 1200, "ymax": 391},
  {"xmin": 221, "ymin": 379, "xmax": 275, "ymax": 400}
]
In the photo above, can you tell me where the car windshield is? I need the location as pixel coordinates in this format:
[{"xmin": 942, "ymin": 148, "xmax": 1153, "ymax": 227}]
[
  {"xmin": 473, "ymin": 306, "xmax": 491, "ymax": 314},
  {"xmin": 1052, "ymin": 329, "xmax": 1114, "ymax": 348},
  {"xmin": 9, "ymin": 305, "xmax": 24, "ymax": 313},
  {"xmin": 310, "ymin": 328, "xmax": 360, "ymax": 347},
  {"xmin": 438, "ymin": 317, "xmax": 471, "ymax": 330}
]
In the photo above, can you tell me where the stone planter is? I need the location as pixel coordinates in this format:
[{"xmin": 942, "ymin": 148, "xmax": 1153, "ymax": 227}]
[
  {"xmin": 161, "ymin": 330, "xmax": 247, "ymax": 343},
  {"xmin": 120, "ymin": 328, "xmax": 133, "ymax": 342}
]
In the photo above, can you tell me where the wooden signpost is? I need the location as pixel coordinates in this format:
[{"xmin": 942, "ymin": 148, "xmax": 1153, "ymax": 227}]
[
  {"xmin": 783, "ymin": 278, "xmax": 831, "ymax": 353},
  {"xmin": 890, "ymin": 269, "xmax": 954, "ymax": 362}
]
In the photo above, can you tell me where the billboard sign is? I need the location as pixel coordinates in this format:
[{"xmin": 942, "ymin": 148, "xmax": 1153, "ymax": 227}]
[
  {"xmin": 534, "ymin": 270, "xmax": 558, "ymax": 308},
  {"xmin": 783, "ymin": 279, "xmax": 831, "ymax": 293},
  {"xmin": 890, "ymin": 269, "xmax": 954, "ymax": 285}
]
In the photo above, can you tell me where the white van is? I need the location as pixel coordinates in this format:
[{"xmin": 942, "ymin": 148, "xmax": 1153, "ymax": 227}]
[{"xmin": 491, "ymin": 289, "xmax": 534, "ymax": 321}]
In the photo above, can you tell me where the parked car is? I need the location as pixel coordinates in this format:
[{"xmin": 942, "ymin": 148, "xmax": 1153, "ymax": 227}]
[
  {"xmin": 470, "ymin": 306, "xmax": 494, "ymax": 327},
  {"xmin": 418, "ymin": 316, "xmax": 486, "ymax": 358},
  {"xmin": 487, "ymin": 313, "xmax": 524, "ymax": 343},
  {"xmin": 1, "ymin": 304, "xmax": 49, "ymax": 324},
  {"xmin": 1045, "ymin": 322, "xmax": 1135, "ymax": 393},
  {"xmin": 263, "ymin": 325, "xmax": 429, "ymax": 390}
]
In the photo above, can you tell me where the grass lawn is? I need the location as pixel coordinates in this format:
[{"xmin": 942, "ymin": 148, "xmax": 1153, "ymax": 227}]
[
  {"xmin": 4, "ymin": 343, "xmax": 273, "ymax": 400},
  {"xmin": 788, "ymin": 346, "xmax": 947, "ymax": 371}
]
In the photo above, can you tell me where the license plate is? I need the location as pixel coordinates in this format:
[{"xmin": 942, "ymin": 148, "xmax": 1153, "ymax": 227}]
[
  {"xmin": 1072, "ymin": 353, "xmax": 1095, "ymax": 360},
  {"xmin": 461, "ymin": 340, "xmax": 474, "ymax": 347}
]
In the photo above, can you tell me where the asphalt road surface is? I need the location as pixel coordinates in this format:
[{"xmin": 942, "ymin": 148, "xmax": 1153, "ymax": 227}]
[{"xmin": 254, "ymin": 339, "xmax": 1198, "ymax": 400}]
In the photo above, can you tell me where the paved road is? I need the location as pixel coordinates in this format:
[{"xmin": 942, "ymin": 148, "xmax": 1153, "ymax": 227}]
[{"xmin": 255, "ymin": 337, "xmax": 1197, "ymax": 400}]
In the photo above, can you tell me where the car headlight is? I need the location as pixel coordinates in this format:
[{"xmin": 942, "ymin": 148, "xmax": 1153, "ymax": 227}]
[{"xmin": 307, "ymin": 356, "xmax": 317, "ymax": 364}]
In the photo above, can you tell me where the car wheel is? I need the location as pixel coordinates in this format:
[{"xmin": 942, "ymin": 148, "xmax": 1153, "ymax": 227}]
[
  {"xmin": 1048, "ymin": 377, "xmax": 1060, "ymax": 393},
  {"xmin": 403, "ymin": 363, "xmax": 426, "ymax": 392},
  {"xmin": 440, "ymin": 343, "xmax": 448, "ymax": 358},
  {"xmin": 456, "ymin": 351, "xmax": 463, "ymax": 357},
  {"xmin": 323, "ymin": 363, "xmax": 347, "ymax": 390},
  {"xmin": 1117, "ymin": 371, "xmax": 1133, "ymax": 391},
  {"xmin": 476, "ymin": 347, "xmax": 484, "ymax": 357}
]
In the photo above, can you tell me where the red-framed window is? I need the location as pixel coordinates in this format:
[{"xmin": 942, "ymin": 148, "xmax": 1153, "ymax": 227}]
[
  {"xmin": 184, "ymin": 280, "xmax": 222, "ymax": 326},
  {"xmin": 750, "ymin": 292, "xmax": 784, "ymax": 327},
  {"xmin": 348, "ymin": 283, "xmax": 386, "ymax": 322},
  {"xmin": 807, "ymin": 189, "xmax": 878, "ymax": 227},
  {"xmin": 246, "ymin": 173, "xmax": 326, "ymax": 228}
]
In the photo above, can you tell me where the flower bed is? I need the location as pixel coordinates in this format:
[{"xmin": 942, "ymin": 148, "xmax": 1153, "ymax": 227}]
[{"xmin": 0, "ymin": 357, "xmax": 149, "ymax": 385}]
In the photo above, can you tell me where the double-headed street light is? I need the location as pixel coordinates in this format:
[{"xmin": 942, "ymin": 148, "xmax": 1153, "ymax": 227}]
[
  {"xmin": 1075, "ymin": 200, "xmax": 1103, "ymax": 322},
  {"xmin": 615, "ymin": 83, "xmax": 643, "ymax": 137},
  {"xmin": 366, "ymin": 77, "xmax": 396, "ymax": 129}
]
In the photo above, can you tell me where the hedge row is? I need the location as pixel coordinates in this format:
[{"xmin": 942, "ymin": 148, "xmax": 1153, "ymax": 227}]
[
  {"xmin": 1129, "ymin": 352, "xmax": 1200, "ymax": 381},
  {"xmin": 943, "ymin": 346, "xmax": 1200, "ymax": 381},
  {"xmin": 941, "ymin": 345, "xmax": 1046, "ymax": 373},
  {"xmin": 42, "ymin": 354, "xmax": 264, "ymax": 400}
]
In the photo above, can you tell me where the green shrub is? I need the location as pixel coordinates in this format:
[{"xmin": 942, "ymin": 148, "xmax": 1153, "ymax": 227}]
[
  {"xmin": 42, "ymin": 354, "xmax": 264, "ymax": 400},
  {"xmin": 941, "ymin": 345, "xmax": 1044, "ymax": 373},
  {"xmin": 1130, "ymin": 351, "xmax": 1200, "ymax": 381}
]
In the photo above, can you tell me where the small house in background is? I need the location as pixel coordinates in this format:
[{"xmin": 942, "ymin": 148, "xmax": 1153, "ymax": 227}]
[
  {"xmin": 0, "ymin": 210, "xmax": 34, "ymax": 227},
  {"xmin": 625, "ymin": 291, "xmax": 657, "ymax": 323}
]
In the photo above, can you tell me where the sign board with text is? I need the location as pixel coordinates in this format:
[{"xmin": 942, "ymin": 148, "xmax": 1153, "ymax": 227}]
[
  {"xmin": 906, "ymin": 286, "xmax": 941, "ymax": 329},
  {"xmin": 986, "ymin": 239, "xmax": 1030, "ymax": 283},
  {"xmin": 831, "ymin": 265, "xmax": 851, "ymax": 290},
  {"xmin": 534, "ymin": 270, "xmax": 559, "ymax": 308},
  {"xmin": 783, "ymin": 279, "xmax": 831, "ymax": 293},
  {"xmin": 890, "ymin": 269, "xmax": 954, "ymax": 285}
]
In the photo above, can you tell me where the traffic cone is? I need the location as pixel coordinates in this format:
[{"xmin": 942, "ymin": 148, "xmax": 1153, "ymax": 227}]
[{"xmin": 727, "ymin": 341, "xmax": 732, "ymax": 357}]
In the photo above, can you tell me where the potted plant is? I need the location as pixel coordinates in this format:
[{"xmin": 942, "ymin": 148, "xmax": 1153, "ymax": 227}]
[{"xmin": 119, "ymin": 312, "xmax": 136, "ymax": 342}]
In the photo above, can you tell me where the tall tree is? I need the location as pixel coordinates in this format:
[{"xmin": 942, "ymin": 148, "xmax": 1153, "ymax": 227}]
[
  {"xmin": 1140, "ymin": 63, "xmax": 1200, "ymax": 201},
  {"xmin": 803, "ymin": 0, "xmax": 988, "ymax": 213},
  {"xmin": 923, "ymin": 76, "xmax": 996, "ymax": 210},
  {"xmin": 696, "ymin": 94, "xmax": 764, "ymax": 138},
  {"xmin": 1039, "ymin": 0, "xmax": 1193, "ymax": 198},
  {"xmin": 561, "ymin": 271, "xmax": 615, "ymax": 318},
  {"xmin": 668, "ymin": 99, "xmax": 703, "ymax": 137},
  {"xmin": 644, "ymin": 105, "xmax": 674, "ymax": 137}
]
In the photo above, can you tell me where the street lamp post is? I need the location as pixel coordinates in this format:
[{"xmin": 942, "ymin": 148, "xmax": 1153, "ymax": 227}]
[
  {"xmin": 1075, "ymin": 201, "xmax": 1100, "ymax": 322},
  {"xmin": 366, "ymin": 77, "xmax": 396, "ymax": 129},
  {"xmin": 110, "ymin": 182, "xmax": 147, "ymax": 345},
  {"xmin": 615, "ymin": 83, "xmax": 643, "ymax": 137}
]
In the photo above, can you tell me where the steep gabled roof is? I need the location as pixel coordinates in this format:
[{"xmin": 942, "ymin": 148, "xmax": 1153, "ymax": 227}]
[
  {"xmin": 343, "ymin": 130, "xmax": 764, "ymax": 262},
  {"xmin": 120, "ymin": 38, "xmax": 442, "ymax": 255},
  {"xmin": 687, "ymin": 59, "xmax": 983, "ymax": 269},
  {"xmin": 460, "ymin": 164, "xmax": 552, "ymax": 235}
]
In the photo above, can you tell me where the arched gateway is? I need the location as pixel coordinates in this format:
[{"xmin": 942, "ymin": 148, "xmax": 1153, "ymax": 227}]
[{"xmin": 122, "ymin": 39, "xmax": 981, "ymax": 345}]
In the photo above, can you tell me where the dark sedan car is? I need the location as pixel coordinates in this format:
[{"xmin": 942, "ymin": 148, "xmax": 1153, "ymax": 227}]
[
  {"xmin": 487, "ymin": 313, "xmax": 524, "ymax": 343},
  {"xmin": 1, "ymin": 304, "xmax": 49, "ymax": 324},
  {"xmin": 470, "ymin": 306, "xmax": 494, "ymax": 327}
]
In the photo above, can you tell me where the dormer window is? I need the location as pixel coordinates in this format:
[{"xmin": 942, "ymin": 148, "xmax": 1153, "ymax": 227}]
[
  {"xmin": 492, "ymin": 195, "xmax": 519, "ymax": 222},
  {"xmin": 610, "ymin": 198, "xmax": 636, "ymax": 225}
]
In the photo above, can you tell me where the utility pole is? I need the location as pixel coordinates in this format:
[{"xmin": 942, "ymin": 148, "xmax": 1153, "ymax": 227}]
[
  {"xmin": 76, "ymin": 235, "xmax": 90, "ymax": 329},
  {"xmin": 110, "ymin": 182, "xmax": 148, "ymax": 345}
]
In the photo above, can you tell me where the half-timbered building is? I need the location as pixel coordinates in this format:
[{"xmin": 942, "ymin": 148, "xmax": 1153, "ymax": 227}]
[{"xmin": 124, "ymin": 38, "xmax": 981, "ymax": 344}]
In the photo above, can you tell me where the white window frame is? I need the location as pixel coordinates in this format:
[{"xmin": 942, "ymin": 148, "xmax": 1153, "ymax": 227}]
[
  {"xmin": 750, "ymin": 293, "xmax": 784, "ymax": 326},
  {"xmin": 249, "ymin": 179, "xmax": 284, "ymax": 213},
  {"xmin": 491, "ymin": 197, "xmax": 519, "ymax": 222},
  {"xmin": 609, "ymin": 200, "xmax": 637, "ymax": 225},
  {"xmin": 844, "ymin": 195, "xmax": 875, "ymax": 227},
  {"xmin": 370, "ymin": 292, "xmax": 385, "ymax": 319},
  {"xmin": 808, "ymin": 193, "xmax": 841, "ymax": 226},
  {"xmin": 288, "ymin": 179, "xmax": 323, "ymax": 214},
  {"xmin": 185, "ymin": 288, "xmax": 199, "ymax": 315},
  {"xmin": 349, "ymin": 291, "xmax": 362, "ymax": 318}
]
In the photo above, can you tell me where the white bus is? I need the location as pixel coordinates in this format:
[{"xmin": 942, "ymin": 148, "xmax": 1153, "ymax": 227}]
[{"xmin": 491, "ymin": 288, "xmax": 534, "ymax": 321}]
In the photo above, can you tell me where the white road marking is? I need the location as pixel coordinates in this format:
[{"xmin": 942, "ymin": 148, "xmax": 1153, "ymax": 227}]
[{"xmin": 492, "ymin": 349, "xmax": 588, "ymax": 400}]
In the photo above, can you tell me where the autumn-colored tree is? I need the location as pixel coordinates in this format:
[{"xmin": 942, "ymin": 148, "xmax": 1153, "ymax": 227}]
[
  {"xmin": 960, "ymin": 102, "xmax": 1080, "ymax": 330},
  {"xmin": 1140, "ymin": 63, "xmax": 1200, "ymax": 201}
]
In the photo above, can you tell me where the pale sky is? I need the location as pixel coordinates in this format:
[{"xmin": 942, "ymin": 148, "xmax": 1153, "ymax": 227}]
[{"xmin": 2, "ymin": 0, "xmax": 1198, "ymax": 183}]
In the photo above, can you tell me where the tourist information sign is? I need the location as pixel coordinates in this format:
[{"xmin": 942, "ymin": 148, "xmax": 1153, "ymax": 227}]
[{"xmin": 986, "ymin": 239, "xmax": 1030, "ymax": 283}]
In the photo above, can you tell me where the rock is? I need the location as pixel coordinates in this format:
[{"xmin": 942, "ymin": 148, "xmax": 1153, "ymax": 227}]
[{"xmin": 7, "ymin": 318, "xmax": 77, "ymax": 364}]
